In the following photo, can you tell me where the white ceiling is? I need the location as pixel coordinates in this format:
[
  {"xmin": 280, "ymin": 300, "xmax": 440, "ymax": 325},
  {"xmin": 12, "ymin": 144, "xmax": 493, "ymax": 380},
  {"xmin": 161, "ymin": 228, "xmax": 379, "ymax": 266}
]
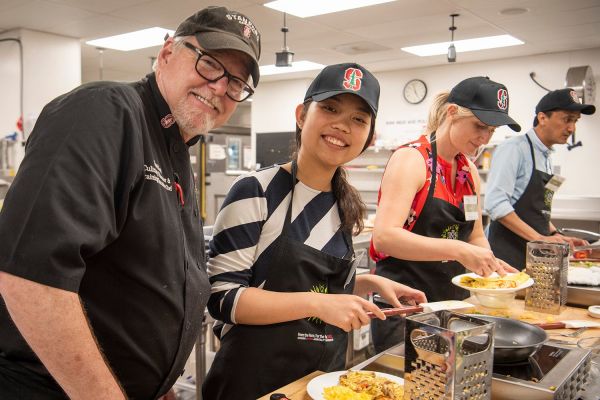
[{"xmin": 1, "ymin": 0, "xmax": 600, "ymax": 83}]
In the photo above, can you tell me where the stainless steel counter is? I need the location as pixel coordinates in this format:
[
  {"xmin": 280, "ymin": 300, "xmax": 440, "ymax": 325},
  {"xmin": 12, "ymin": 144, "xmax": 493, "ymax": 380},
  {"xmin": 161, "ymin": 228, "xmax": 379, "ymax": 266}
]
[{"xmin": 568, "ymin": 284, "xmax": 600, "ymax": 307}]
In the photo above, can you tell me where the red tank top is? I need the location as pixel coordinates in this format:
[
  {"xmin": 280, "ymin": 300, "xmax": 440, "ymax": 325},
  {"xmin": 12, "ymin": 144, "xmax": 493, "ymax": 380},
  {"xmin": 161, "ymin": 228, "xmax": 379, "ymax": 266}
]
[{"xmin": 369, "ymin": 135, "xmax": 476, "ymax": 262}]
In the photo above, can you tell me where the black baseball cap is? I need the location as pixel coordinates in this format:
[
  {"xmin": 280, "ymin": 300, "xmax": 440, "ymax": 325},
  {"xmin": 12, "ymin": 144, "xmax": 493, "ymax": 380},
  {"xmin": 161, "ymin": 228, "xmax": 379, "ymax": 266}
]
[
  {"xmin": 448, "ymin": 76, "xmax": 521, "ymax": 132},
  {"xmin": 533, "ymin": 88, "xmax": 596, "ymax": 126},
  {"xmin": 304, "ymin": 63, "xmax": 380, "ymax": 117},
  {"xmin": 174, "ymin": 6, "xmax": 261, "ymax": 86}
]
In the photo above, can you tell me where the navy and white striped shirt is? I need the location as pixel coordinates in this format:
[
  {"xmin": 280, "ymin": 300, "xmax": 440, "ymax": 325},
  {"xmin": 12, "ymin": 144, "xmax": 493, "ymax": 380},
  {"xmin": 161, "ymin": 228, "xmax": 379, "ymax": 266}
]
[{"xmin": 207, "ymin": 165, "xmax": 349, "ymax": 338}]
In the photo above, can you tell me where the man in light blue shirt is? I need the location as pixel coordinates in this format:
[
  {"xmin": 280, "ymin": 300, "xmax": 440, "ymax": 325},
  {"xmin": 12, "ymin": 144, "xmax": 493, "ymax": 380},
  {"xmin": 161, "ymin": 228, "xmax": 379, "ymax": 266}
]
[{"xmin": 485, "ymin": 88, "xmax": 595, "ymax": 269}]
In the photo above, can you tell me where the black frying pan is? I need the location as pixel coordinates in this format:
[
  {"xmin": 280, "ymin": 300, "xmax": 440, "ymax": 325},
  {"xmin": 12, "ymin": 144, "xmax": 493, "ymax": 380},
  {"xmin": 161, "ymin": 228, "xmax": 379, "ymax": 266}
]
[{"xmin": 468, "ymin": 315, "xmax": 548, "ymax": 364}]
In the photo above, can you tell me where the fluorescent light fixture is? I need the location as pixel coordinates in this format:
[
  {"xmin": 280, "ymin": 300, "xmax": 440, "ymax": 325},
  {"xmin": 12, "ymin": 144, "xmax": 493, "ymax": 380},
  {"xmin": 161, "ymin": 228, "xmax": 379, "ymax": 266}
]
[
  {"xmin": 402, "ymin": 34, "xmax": 524, "ymax": 57},
  {"xmin": 86, "ymin": 27, "xmax": 174, "ymax": 51},
  {"xmin": 264, "ymin": 0, "xmax": 396, "ymax": 18},
  {"xmin": 260, "ymin": 61, "xmax": 324, "ymax": 76}
]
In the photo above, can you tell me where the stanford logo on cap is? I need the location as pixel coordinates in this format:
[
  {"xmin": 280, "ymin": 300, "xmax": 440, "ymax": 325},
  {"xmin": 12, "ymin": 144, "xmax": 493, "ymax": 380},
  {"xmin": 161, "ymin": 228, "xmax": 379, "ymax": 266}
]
[
  {"xmin": 569, "ymin": 90, "xmax": 580, "ymax": 103},
  {"xmin": 497, "ymin": 89, "xmax": 508, "ymax": 111},
  {"xmin": 343, "ymin": 68, "xmax": 363, "ymax": 91},
  {"xmin": 242, "ymin": 25, "xmax": 251, "ymax": 39}
]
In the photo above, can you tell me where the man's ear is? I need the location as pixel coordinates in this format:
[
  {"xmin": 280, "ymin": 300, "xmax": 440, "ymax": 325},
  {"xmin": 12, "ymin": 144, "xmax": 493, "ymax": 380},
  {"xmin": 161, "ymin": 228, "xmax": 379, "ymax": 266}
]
[
  {"xmin": 295, "ymin": 103, "xmax": 306, "ymax": 129},
  {"xmin": 157, "ymin": 38, "xmax": 175, "ymax": 66},
  {"xmin": 536, "ymin": 111, "xmax": 546, "ymax": 126}
]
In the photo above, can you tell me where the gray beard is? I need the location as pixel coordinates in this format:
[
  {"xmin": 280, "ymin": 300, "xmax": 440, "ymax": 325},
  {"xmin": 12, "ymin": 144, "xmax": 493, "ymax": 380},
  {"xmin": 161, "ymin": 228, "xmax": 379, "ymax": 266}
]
[{"xmin": 172, "ymin": 100, "xmax": 216, "ymax": 138}]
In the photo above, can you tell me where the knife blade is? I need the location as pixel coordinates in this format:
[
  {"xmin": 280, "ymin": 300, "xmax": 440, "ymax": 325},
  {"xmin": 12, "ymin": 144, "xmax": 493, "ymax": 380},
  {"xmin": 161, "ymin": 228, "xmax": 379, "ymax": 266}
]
[{"xmin": 366, "ymin": 305, "xmax": 423, "ymax": 319}]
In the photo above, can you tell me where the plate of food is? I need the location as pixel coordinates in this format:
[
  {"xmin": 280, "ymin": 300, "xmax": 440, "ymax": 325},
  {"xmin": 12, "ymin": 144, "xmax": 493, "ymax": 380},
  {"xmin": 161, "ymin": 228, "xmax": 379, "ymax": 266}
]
[
  {"xmin": 451, "ymin": 271, "xmax": 533, "ymax": 294},
  {"xmin": 451, "ymin": 271, "xmax": 534, "ymax": 308},
  {"xmin": 306, "ymin": 370, "xmax": 404, "ymax": 400}
]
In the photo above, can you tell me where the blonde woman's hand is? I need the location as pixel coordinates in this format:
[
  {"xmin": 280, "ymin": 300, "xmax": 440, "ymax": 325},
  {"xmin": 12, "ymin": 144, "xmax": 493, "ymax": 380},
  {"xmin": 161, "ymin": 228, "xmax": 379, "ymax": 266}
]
[
  {"xmin": 496, "ymin": 258, "xmax": 518, "ymax": 274},
  {"xmin": 456, "ymin": 242, "xmax": 514, "ymax": 277}
]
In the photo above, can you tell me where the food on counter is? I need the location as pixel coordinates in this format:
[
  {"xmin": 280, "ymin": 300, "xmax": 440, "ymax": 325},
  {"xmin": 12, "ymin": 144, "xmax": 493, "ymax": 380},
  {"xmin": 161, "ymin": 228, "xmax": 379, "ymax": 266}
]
[
  {"xmin": 459, "ymin": 271, "xmax": 530, "ymax": 289},
  {"xmin": 471, "ymin": 309, "xmax": 511, "ymax": 318},
  {"xmin": 516, "ymin": 312, "xmax": 536, "ymax": 320},
  {"xmin": 323, "ymin": 371, "xmax": 404, "ymax": 400},
  {"xmin": 570, "ymin": 260, "xmax": 598, "ymax": 268}
]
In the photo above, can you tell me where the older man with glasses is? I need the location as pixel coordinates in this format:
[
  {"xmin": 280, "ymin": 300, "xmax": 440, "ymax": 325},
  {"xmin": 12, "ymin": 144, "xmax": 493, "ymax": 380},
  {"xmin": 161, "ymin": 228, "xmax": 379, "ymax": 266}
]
[{"xmin": 0, "ymin": 6, "xmax": 260, "ymax": 400}]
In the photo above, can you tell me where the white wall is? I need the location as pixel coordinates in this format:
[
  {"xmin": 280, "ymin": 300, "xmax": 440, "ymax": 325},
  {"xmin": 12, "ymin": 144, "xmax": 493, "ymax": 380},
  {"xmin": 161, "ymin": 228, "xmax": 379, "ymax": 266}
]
[
  {"xmin": 252, "ymin": 48, "xmax": 600, "ymax": 196},
  {"xmin": 0, "ymin": 29, "xmax": 81, "ymax": 141}
]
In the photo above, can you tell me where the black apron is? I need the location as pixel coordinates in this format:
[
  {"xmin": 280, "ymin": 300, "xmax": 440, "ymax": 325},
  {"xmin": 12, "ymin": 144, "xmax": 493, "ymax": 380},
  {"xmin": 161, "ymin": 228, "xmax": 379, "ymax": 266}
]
[
  {"xmin": 0, "ymin": 356, "xmax": 67, "ymax": 399},
  {"xmin": 489, "ymin": 134, "xmax": 553, "ymax": 270},
  {"xmin": 202, "ymin": 161, "xmax": 356, "ymax": 400},
  {"xmin": 372, "ymin": 134, "xmax": 474, "ymax": 353}
]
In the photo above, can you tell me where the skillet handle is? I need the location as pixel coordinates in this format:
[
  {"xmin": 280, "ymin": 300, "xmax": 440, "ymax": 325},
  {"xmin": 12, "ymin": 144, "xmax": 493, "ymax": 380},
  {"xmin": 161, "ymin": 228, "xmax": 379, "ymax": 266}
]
[{"xmin": 535, "ymin": 322, "xmax": 567, "ymax": 330}]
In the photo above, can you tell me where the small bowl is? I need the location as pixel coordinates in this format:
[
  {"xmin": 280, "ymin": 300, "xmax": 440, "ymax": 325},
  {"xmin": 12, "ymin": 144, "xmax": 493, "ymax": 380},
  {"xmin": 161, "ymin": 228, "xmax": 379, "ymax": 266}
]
[
  {"xmin": 589, "ymin": 305, "xmax": 600, "ymax": 319},
  {"xmin": 451, "ymin": 272, "xmax": 534, "ymax": 309},
  {"xmin": 474, "ymin": 291, "xmax": 516, "ymax": 309}
]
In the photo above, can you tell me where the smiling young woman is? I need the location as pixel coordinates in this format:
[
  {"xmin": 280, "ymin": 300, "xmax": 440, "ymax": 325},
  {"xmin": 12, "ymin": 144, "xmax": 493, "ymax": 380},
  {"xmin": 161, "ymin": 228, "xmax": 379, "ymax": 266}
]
[{"xmin": 201, "ymin": 63, "xmax": 425, "ymax": 400}]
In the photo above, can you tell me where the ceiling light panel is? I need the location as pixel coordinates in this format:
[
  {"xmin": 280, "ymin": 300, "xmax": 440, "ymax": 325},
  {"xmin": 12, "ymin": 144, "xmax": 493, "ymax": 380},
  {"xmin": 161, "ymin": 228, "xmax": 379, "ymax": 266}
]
[
  {"xmin": 264, "ymin": 0, "xmax": 396, "ymax": 18},
  {"xmin": 86, "ymin": 27, "xmax": 174, "ymax": 51},
  {"xmin": 401, "ymin": 34, "xmax": 524, "ymax": 57}
]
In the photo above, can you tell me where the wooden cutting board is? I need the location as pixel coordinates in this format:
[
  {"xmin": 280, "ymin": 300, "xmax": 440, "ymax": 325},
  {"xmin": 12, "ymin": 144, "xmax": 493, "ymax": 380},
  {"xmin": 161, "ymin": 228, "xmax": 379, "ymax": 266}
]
[{"xmin": 258, "ymin": 371, "xmax": 324, "ymax": 400}]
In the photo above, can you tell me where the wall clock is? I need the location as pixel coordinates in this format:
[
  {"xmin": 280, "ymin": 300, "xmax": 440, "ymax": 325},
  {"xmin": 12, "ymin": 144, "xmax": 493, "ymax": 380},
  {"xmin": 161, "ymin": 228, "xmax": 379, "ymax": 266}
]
[{"xmin": 403, "ymin": 79, "xmax": 427, "ymax": 104}]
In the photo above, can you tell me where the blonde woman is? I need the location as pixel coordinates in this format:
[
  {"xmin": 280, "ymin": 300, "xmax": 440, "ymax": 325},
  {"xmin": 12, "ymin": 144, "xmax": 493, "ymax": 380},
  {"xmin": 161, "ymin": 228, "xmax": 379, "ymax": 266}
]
[{"xmin": 369, "ymin": 77, "xmax": 519, "ymax": 352}]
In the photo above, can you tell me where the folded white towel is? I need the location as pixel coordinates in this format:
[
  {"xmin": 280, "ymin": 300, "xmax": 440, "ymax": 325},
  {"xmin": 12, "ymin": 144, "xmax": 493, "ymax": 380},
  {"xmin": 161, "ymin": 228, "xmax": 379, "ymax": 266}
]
[{"xmin": 568, "ymin": 266, "xmax": 600, "ymax": 286}]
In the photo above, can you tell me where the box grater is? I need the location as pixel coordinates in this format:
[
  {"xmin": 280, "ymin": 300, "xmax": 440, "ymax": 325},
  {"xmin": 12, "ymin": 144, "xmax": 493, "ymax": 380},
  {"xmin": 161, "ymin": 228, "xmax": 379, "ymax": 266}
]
[
  {"xmin": 524, "ymin": 241, "xmax": 569, "ymax": 315},
  {"xmin": 404, "ymin": 311, "xmax": 495, "ymax": 400}
]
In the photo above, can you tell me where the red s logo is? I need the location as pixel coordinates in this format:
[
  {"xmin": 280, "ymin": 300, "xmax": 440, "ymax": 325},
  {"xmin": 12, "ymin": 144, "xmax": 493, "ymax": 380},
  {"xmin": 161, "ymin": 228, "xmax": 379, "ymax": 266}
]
[
  {"xmin": 343, "ymin": 68, "xmax": 363, "ymax": 91},
  {"xmin": 497, "ymin": 89, "xmax": 508, "ymax": 110}
]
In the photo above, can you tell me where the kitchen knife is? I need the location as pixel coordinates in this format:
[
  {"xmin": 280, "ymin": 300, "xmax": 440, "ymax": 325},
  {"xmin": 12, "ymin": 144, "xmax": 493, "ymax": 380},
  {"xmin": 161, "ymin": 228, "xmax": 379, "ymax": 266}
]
[
  {"xmin": 366, "ymin": 305, "xmax": 423, "ymax": 319},
  {"xmin": 535, "ymin": 320, "xmax": 600, "ymax": 329},
  {"xmin": 561, "ymin": 228, "xmax": 600, "ymax": 242}
]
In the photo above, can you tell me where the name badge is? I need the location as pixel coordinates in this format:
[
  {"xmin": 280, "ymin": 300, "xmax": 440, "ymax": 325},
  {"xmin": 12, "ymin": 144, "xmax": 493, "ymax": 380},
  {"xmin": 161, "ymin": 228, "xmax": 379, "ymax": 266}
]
[
  {"xmin": 545, "ymin": 174, "xmax": 565, "ymax": 192},
  {"xmin": 463, "ymin": 195, "xmax": 478, "ymax": 221}
]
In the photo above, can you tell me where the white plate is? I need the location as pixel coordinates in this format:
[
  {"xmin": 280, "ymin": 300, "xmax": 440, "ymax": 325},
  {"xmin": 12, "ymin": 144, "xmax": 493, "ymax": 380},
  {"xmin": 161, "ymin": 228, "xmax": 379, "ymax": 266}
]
[
  {"xmin": 451, "ymin": 272, "xmax": 534, "ymax": 294},
  {"xmin": 306, "ymin": 370, "xmax": 404, "ymax": 400},
  {"xmin": 589, "ymin": 305, "xmax": 600, "ymax": 319}
]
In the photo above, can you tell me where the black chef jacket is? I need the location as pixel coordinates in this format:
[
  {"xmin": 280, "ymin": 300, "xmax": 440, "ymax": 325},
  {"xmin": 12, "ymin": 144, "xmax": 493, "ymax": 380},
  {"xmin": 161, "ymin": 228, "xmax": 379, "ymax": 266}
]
[{"xmin": 0, "ymin": 73, "xmax": 210, "ymax": 399}]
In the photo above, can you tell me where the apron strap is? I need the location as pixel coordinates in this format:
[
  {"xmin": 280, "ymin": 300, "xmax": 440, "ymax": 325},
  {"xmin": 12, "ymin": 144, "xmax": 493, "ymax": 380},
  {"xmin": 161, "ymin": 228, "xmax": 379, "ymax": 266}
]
[
  {"xmin": 341, "ymin": 228, "xmax": 354, "ymax": 261},
  {"xmin": 427, "ymin": 131, "xmax": 438, "ymax": 200},
  {"xmin": 289, "ymin": 160, "xmax": 354, "ymax": 260},
  {"xmin": 464, "ymin": 168, "xmax": 477, "ymax": 195},
  {"xmin": 430, "ymin": 132, "xmax": 477, "ymax": 197},
  {"xmin": 282, "ymin": 160, "xmax": 299, "ymax": 236},
  {"xmin": 525, "ymin": 133, "xmax": 537, "ymax": 171}
]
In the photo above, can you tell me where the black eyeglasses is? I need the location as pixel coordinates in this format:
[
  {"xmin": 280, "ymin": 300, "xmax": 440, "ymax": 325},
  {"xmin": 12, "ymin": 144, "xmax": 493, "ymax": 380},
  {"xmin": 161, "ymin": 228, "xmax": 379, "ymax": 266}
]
[{"xmin": 182, "ymin": 41, "xmax": 254, "ymax": 102}]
